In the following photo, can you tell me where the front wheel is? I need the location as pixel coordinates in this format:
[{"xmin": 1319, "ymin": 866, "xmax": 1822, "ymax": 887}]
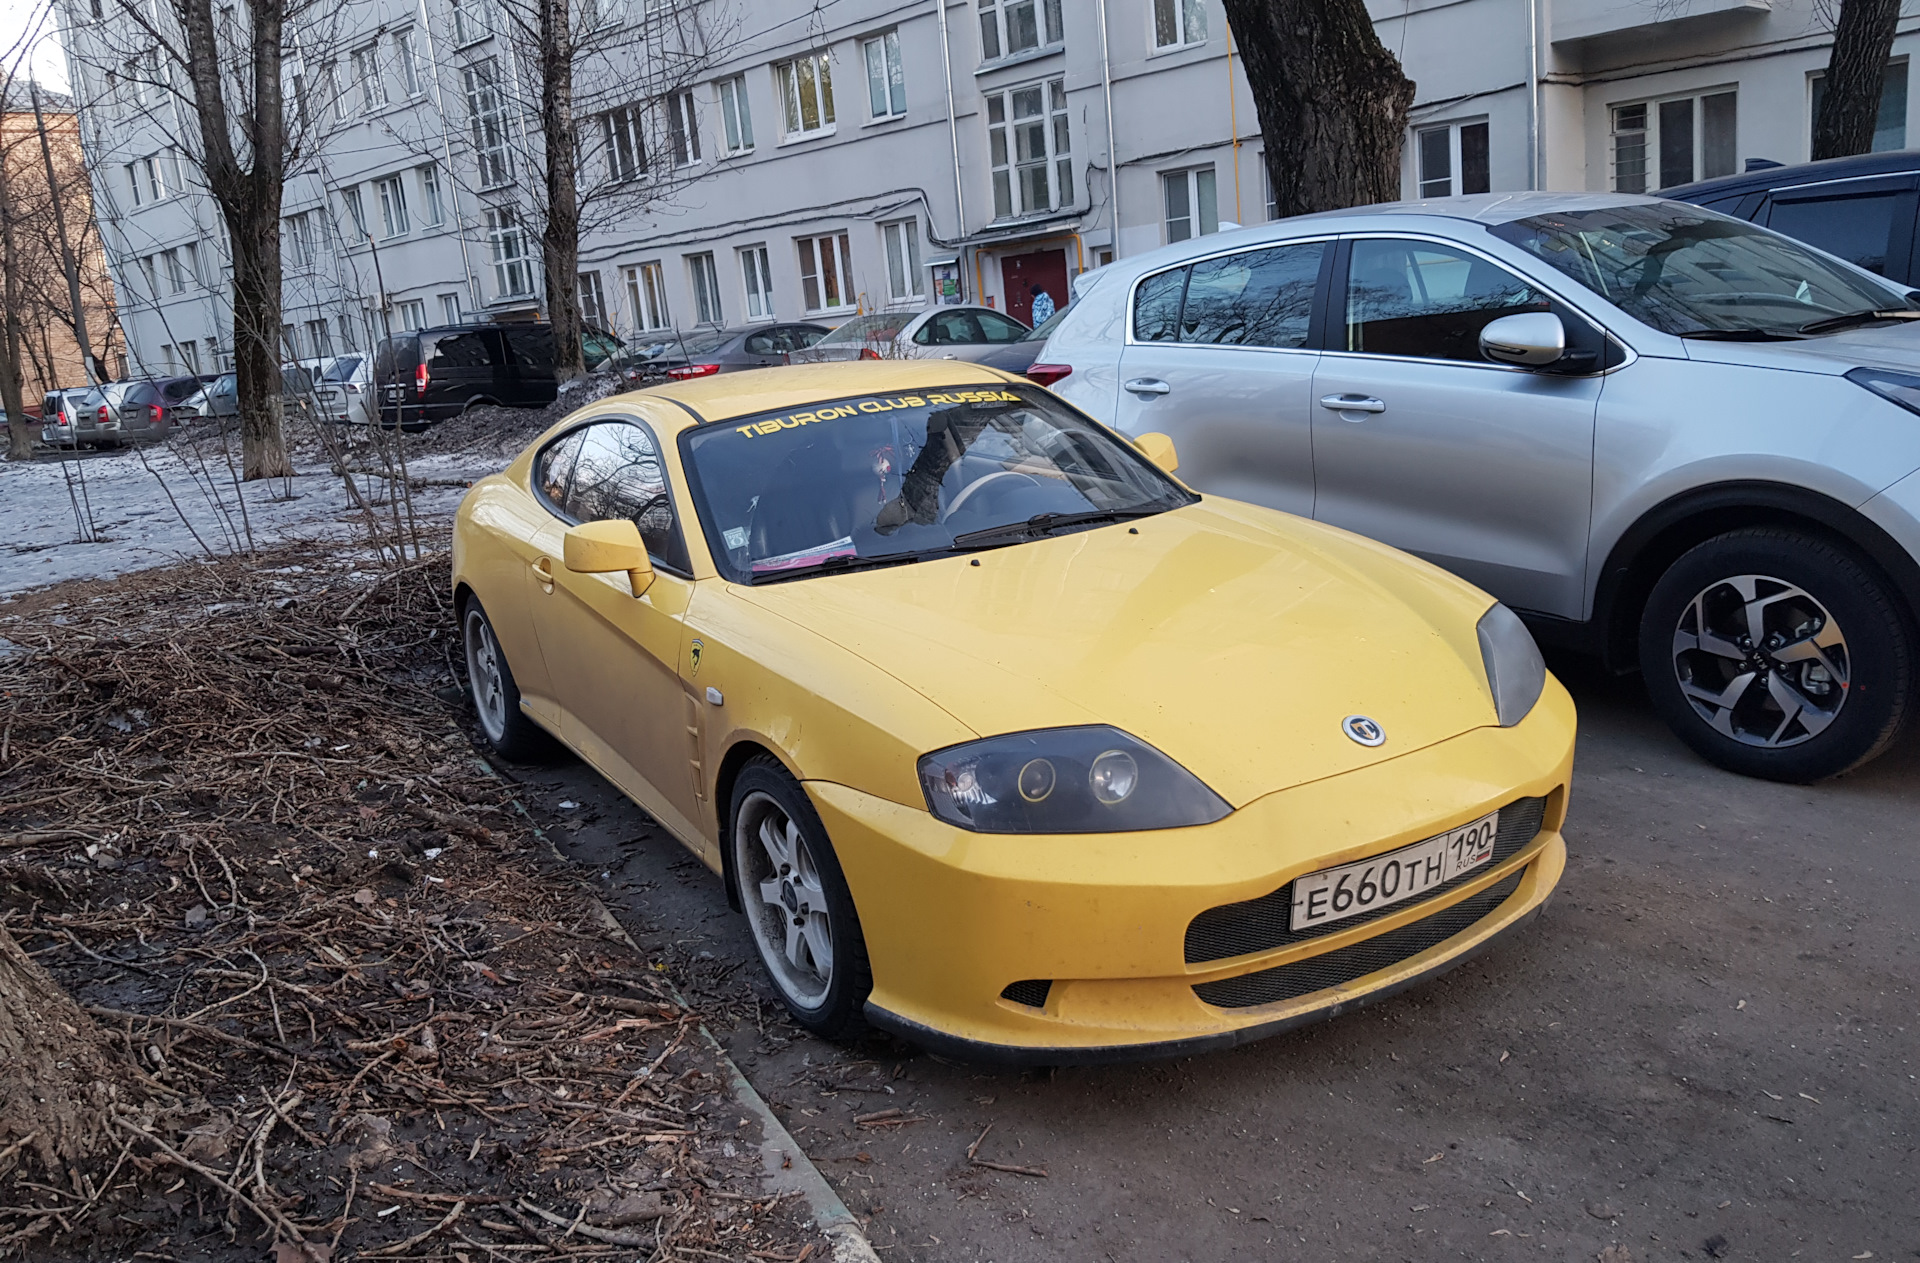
[
  {"xmin": 1639, "ymin": 527, "xmax": 1913, "ymax": 781},
  {"xmin": 729, "ymin": 758, "xmax": 872, "ymax": 1041}
]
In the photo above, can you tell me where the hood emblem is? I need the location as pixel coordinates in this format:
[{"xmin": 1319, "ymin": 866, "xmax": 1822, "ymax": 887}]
[{"xmin": 1342, "ymin": 715, "xmax": 1386, "ymax": 747}]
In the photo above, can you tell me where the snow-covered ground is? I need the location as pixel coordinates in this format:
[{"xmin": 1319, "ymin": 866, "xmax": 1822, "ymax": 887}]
[{"xmin": 4, "ymin": 443, "xmax": 497, "ymax": 594}]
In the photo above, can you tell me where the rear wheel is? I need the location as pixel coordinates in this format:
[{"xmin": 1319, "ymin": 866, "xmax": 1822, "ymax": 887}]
[
  {"xmin": 729, "ymin": 758, "xmax": 872, "ymax": 1041},
  {"xmin": 1639, "ymin": 527, "xmax": 1912, "ymax": 781},
  {"xmin": 460, "ymin": 597, "xmax": 555, "ymax": 761}
]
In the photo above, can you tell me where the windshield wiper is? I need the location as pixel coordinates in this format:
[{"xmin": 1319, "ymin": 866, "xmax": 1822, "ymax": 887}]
[
  {"xmin": 950, "ymin": 507, "xmax": 1167, "ymax": 549},
  {"xmin": 1796, "ymin": 308, "xmax": 1920, "ymax": 335},
  {"xmin": 1677, "ymin": 328, "xmax": 1803, "ymax": 341},
  {"xmin": 750, "ymin": 550, "xmax": 942, "ymax": 583}
]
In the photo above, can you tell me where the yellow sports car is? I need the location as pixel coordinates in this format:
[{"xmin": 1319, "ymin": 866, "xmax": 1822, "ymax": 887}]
[{"xmin": 452, "ymin": 361, "xmax": 1573, "ymax": 1064}]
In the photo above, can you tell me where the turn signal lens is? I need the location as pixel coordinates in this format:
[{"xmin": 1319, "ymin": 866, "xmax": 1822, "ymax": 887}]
[
  {"xmin": 1025, "ymin": 362, "xmax": 1072, "ymax": 386},
  {"xmin": 415, "ymin": 362, "xmax": 430, "ymax": 395}
]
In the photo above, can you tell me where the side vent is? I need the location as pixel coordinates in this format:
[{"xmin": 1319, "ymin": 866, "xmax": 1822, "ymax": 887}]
[{"xmin": 999, "ymin": 979, "xmax": 1052, "ymax": 1009}]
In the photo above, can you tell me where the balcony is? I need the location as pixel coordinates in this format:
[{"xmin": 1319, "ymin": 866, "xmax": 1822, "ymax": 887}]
[{"xmin": 1551, "ymin": 0, "xmax": 1769, "ymax": 46}]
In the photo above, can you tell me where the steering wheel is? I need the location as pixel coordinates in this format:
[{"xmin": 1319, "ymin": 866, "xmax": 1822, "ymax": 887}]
[{"xmin": 939, "ymin": 471, "xmax": 1039, "ymax": 522}]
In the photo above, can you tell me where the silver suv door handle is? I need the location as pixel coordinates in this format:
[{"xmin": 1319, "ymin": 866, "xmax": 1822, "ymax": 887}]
[
  {"xmin": 1320, "ymin": 393, "xmax": 1386, "ymax": 413},
  {"xmin": 1124, "ymin": 378, "xmax": 1171, "ymax": 395}
]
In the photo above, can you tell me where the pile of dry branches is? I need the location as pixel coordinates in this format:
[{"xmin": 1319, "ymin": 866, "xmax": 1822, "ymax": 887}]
[{"xmin": 0, "ymin": 540, "xmax": 821, "ymax": 1262}]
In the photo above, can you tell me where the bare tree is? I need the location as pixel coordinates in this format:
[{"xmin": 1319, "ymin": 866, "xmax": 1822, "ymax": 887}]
[
  {"xmin": 1, "ymin": 50, "xmax": 40, "ymax": 459},
  {"xmin": 1812, "ymin": 0, "xmax": 1903, "ymax": 160},
  {"xmin": 1221, "ymin": 0, "xmax": 1416, "ymax": 218}
]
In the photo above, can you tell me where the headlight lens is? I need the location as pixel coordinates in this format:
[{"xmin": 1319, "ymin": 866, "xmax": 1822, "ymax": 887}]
[
  {"xmin": 1847, "ymin": 366, "xmax": 1920, "ymax": 415},
  {"xmin": 1477, "ymin": 602, "xmax": 1546, "ymax": 727},
  {"xmin": 918, "ymin": 726, "xmax": 1231, "ymax": 833}
]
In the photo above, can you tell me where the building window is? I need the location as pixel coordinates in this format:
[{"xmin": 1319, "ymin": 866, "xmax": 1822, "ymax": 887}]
[
  {"xmin": 717, "ymin": 75, "xmax": 753, "ymax": 152},
  {"xmin": 1163, "ymin": 166, "xmax": 1217, "ymax": 242},
  {"xmin": 395, "ymin": 29, "xmax": 423, "ymax": 96},
  {"xmin": 1153, "ymin": 0, "xmax": 1205, "ymax": 49},
  {"xmin": 181, "ymin": 241, "xmax": 200, "ymax": 286},
  {"xmin": 178, "ymin": 340, "xmax": 201, "ymax": 372},
  {"xmin": 451, "ymin": 0, "xmax": 491, "ymax": 47},
  {"xmin": 488, "ymin": 206, "xmax": 531, "ymax": 296},
  {"xmin": 881, "ymin": 219, "xmax": 923, "ymax": 301},
  {"xmin": 740, "ymin": 245, "xmax": 774, "ymax": 318},
  {"xmin": 305, "ymin": 318, "xmax": 333, "ymax": 356},
  {"xmin": 164, "ymin": 248, "xmax": 187, "ymax": 293},
  {"xmin": 282, "ymin": 324, "xmax": 301, "ymax": 358},
  {"xmin": 464, "ymin": 60, "xmax": 514, "ymax": 187},
  {"xmin": 579, "ymin": 271, "xmax": 607, "ymax": 326},
  {"xmin": 1610, "ymin": 90, "xmax": 1736, "ymax": 193},
  {"xmin": 125, "ymin": 161, "xmax": 144, "ymax": 206},
  {"xmin": 667, "ymin": 90, "xmax": 701, "ymax": 166},
  {"xmin": 320, "ymin": 63, "xmax": 345, "ymax": 122},
  {"xmin": 601, "ymin": 106, "xmax": 647, "ymax": 182},
  {"xmin": 987, "ymin": 79, "xmax": 1071, "ymax": 218},
  {"xmin": 863, "ymin": 30, "xmax": 905, "ymax": 120},
  {"xmin": 625, "ymin": 261, "xmax": 669, "ymax": 330},
  {"xmin": 394, "ymin": 298, "xmax": 427, "ymax": 331},
  {"xmin": 797, "ymin": 232, "xmax": 855, "ymax": 312},
  {"xmin": 439, "ymin": 293, "xmax": 463, "ymax": 324},
  {"xmin": 418, "ymin": 163, "xmax": 445, "ymax": 225},
  {"xmin": 377, "ymin": 175, "xmax": 410, "ymax": 237},
  {"xmin": 352, "ymin": 44, "xmax": 386, "ymax": 112},
  {"xmin": 341, "ymin": 185, "xmax": 368, "ymax": 237},
  {"xmin": 688, "ymin": 252, "xmax": 723, "ymax": 325},
  {"xmin": 980, "ymin": 0, "xmax": 1062, "ymax": 61},
  {"xmin": 285, "ymin": 212, "xmax": 317, "ymax": 266},
  {"xmin": 1416, "ymin": 120, "xmax": 1490, "ymax": 198},
  {"xmin": 777, "ymin": 52, "xmax": 835, "ymax": 140},
  {"xmin": 1811, "ymin": 61, "xmax": 1908, "ymax": 153}
]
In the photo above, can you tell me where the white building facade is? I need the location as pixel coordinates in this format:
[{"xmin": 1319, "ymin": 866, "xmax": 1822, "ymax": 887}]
[{"xmin": 56, "ymin": 0, "xmax": 1920, "ymax": 378}]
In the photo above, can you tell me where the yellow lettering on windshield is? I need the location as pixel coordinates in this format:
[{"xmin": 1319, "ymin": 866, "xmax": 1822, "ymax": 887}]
[{"xmin": 730, "ymin": 392, "xmax": 1012, "ymax": 437}]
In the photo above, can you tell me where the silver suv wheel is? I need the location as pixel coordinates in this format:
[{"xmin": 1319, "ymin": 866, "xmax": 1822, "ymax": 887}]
[{"xmin": 1671, "ymin": 574, "xmax": 1849, "ymax": 748}]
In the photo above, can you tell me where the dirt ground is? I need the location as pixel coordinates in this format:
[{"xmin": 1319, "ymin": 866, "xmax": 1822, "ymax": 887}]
[{"xmin": 514, "ymin": 653, "xmax": 1919, "ymax": 1263}]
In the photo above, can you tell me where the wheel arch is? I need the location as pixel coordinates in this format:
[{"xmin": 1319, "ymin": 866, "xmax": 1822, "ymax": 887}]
[
  {"xmin": 713, "ymin": 738, "xmax": 792, "ymax": 914},
  {"xmin": 1593, "ymin": 481, "xmax": 1920, "ymax": 670}
]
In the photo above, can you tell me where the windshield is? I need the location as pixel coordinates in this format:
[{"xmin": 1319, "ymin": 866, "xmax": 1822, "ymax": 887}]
[
  {"xmin": 681, "ymin": 384, "xmax": 1194, "ymax": 583},
  {"xmin": 1491, "ymin": 203, "xmax": 1912, "ymax": 336},
  {"xmin": 815, "ymin": 314, "xmax": 914, "ymax": 347},
  {"xmin": 322, "ymin": 356, "xmax": 364, "ymax": 381}
]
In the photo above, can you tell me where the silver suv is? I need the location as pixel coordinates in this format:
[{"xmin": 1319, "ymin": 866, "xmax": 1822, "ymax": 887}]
[{"xmin": 1040, "ymin": 193, "xmax": 1920, "ymax": 782}]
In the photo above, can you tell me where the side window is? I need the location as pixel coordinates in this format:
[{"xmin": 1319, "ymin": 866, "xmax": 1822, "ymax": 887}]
[
  {"xmin": 744, "ymin": 331, "xmax": 778, "ymax": 355},
  {"xmin": 1344, "ymin": 238, "xmax": 1550, "ymax": 362},
  {"xmin": 1765, "ymin": 191, "xmax": 1903, "ymax": 275},
  {"xmin": 1179, "ymin": 242, "xmax": 1324, "ymax": 349},
  {"xmin": 505, "ymin": 325, "xmax": 556, "ymax": 370},
  {"xmin": 1132, "ymin": 266, "xmax": 1189, "ymax": 341},
  {"xmin": 564, "ymin": 421, "xmax": 690, "ymax": 572},
  {"xmin": 428, "ymin": 331, "xmax": 492, "ymax": 370},
  {"xmin": 975, "ymin": 311, "xmax": 1030, "ymax": 342},
  {"xmin": 789, "ymin": 326, "xmax": 827, "ymax": 349},
  {"xmin": 535, "ymin": 429, "xmax": 587, "ymax": 505}
]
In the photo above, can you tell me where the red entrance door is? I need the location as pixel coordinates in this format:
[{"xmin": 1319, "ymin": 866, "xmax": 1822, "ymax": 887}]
[{"xmin": 1000, "ymin": 248, "xmax": 1070, "ymax": 327}]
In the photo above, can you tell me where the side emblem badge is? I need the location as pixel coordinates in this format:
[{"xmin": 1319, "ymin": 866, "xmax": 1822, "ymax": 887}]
[
  {"xmin": 689, "ymin": 639, "xmax": 703, "ymax": 678},
  {"xmin": 1342, "ymin": 715, "xmax": 1386, "ymax": 747}
]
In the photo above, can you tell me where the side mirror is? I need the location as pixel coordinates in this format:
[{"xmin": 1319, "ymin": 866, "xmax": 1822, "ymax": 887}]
[
  {"xmin": 1134, "ymin": 431, "xmax": 1179, "ymax": 473},
  {"xmin": 563, "ymin": 519, "xmax": 655, "ymax": 597},
  {"xmin": 1480, "ymin": 312, "xmax": 1567, "ymax": 367}
]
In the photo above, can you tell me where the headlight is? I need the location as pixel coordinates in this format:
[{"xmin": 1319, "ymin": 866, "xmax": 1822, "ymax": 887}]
[
  {"xmin": 918, "ymin": 726, "xmax": 1231, "ymax": 833},
  {"xmin": 1477, "ymin": 602, "xmax": 1546, "ymax": 727},
  {"xmin": 1847, "ymin": 366, "xmax": 1920, "ymax": 415}
]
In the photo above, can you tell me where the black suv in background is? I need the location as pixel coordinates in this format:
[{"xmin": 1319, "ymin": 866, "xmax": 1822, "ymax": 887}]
[
  {"xmin": 1668, "ymin": 150, "xmax": 1920, "ymax": 284},
  {"xmin": 373, "ymin": 322, "xmax": 622, "ymax": 427}
]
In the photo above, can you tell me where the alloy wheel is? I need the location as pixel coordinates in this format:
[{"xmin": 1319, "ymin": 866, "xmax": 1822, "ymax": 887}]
[
  {"xmin": 735, "ymin": 790, "xmax": 834, "ymax": 1008},
  {"xmin": 1671, "ymin": 573, "xmax": 1849, "ymax": 748},
  {"xmin": 464, "ymin": 607, "xmax": 508, "ymax": 743}
]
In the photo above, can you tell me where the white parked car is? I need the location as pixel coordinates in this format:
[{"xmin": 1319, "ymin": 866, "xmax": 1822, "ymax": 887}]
[{"xmin": 793, "ymin": 305, "xmax": 1030, "ymax": 363}]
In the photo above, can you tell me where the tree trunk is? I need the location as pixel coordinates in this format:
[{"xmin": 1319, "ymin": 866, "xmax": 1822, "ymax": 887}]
[
  {"xmin": 540, "ymin": 0, "xmax": 585, "ymax": 380},
  {"xmin": 229, "ymin": 207, "xmax": 292, "ymax": 479},
  {"xmin": 1221, "ymin": 0, "xmax": 1416, "ymax": 218},
  {"xmin": 0, "ymin": 925, "xmax": 136, "ymax": 1174},
  {"xmin": 1812, "ymin": 0, "xmax": 1902, "ymax": 160},
  {"xmin": 0, "ymin": 129, "xmax": 34, "ymax": 461}
]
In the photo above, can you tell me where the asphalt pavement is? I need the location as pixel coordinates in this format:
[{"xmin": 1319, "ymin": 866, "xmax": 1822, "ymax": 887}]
[{"xmin": 523, "ymin": 654, "xmax": 1919, "ymax": 1263}]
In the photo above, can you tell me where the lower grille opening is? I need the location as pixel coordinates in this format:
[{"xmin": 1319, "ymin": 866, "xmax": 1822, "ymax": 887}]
[
  {"xmin": 1184, "ymin": 795, "xmax": 1546, "ymax": 965},
  {"xmin": 1192, "ymin": 869, "xmax": 1526, "ymax": 1010},
  {"xmin": 999, "ymin": 979, "xmax": 1053, "ymax": 1008}
]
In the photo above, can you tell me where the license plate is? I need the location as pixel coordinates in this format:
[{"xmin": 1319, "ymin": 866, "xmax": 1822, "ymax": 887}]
[{"xmin": 1290, "ymin": 810, "xmax": 1500, "ymax": 931}]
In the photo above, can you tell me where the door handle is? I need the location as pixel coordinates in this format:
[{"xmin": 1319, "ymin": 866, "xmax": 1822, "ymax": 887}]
[
  {"xmin": 1124, "ymin": 378, "xmax": 1171, "ymax": 395},
  {"xmin": 531, "ymin": 557, "xmax": 554, "ymax": 587},
  {"xmin": 1319, "ymin": 393, "xmax": 1386, "ymax": 414}
]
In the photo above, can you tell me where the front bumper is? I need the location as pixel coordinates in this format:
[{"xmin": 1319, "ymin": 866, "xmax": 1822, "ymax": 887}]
[{"xmin": 809, "ymin": 678, "xmax": 1575, "ymax": 1063}]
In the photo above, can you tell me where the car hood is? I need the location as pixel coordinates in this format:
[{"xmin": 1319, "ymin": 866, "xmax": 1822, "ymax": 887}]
[
  {"xmin": 1681, "ymin": 319, "xmax": 1920, "ymax": 374},
  {"xmin": 733, "ymin": 499, "xmax": 1503, "ymax": 807}
]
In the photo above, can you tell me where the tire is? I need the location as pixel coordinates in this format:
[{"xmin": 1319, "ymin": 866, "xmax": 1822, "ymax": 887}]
[
  {"xmin": 1639, "ymin": 527, "xmax": 1913, "ymax": 782},
  {"xmin": 728, "ymin": 757, "xmax": 872, "ymax": 1041},
  {"xmin": 459, "ymin": 596, "xmax": 557, "ymax": 761}
]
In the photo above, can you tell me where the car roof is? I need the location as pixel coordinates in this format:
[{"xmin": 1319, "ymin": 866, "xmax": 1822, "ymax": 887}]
[
  {"xmin": 622, "ymin": 360, "xmax": 1023, "ymax": 429},
  {"xmin": 1665, "ymin": 149, "xmax": 1920, "ymax": 201}
]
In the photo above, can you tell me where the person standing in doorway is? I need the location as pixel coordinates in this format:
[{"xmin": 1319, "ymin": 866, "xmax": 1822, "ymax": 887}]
[{"xmin": 1028, "ymin": 283, "xmax": 1056, "ymax": 326}]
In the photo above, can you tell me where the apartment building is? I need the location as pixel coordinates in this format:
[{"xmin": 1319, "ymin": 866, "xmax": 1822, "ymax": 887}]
[{"xmin": 55, "ymin": 0, "xmax": 1920, "ymax": 379}]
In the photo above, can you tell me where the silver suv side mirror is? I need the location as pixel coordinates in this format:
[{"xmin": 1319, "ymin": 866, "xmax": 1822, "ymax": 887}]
[{"xmin": 1480, "ymin": 312, "xmax": 1566, "ymax": 367}]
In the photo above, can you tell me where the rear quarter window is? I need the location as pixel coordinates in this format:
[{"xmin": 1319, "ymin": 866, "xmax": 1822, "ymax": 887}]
[{"xmin": 428, "ymin": 331, "xmax": 497, "ymax": 370}]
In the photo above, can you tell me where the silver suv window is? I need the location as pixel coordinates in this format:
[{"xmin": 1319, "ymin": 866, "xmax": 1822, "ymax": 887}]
[
  {"xmin": 1344, "ymin": 239, "xmax": 1550, "ymax": 362},
  {"xmin": 1131, "ymin": 242, "xmax": 1325, "ymax": 348}
]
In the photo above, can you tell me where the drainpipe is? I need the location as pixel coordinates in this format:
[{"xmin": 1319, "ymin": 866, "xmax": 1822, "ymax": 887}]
[
  {"xmin": 1528, "ymin": 0, "xmax": 1541, "ymax": 190},
  {"xmin": 937, "ymin": 0, "xmax": 965, "ymax": 239},
  {"xmin": 416, "ymin": 0, "xmax": 481, "ymax": 314},
  {"xmin": 1097, "ymin": 0, "xmax": 1119, "ymax": 258}
]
